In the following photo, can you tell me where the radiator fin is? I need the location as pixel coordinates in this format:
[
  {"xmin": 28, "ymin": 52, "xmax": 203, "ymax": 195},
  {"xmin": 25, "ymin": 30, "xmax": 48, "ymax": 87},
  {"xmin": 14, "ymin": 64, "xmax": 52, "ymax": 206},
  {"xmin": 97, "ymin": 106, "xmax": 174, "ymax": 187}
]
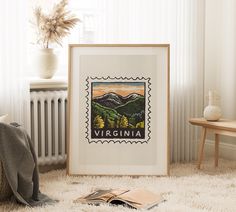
[{"xmin": 30, "ymin": 91, "xmax": 67, "ymax": 165}]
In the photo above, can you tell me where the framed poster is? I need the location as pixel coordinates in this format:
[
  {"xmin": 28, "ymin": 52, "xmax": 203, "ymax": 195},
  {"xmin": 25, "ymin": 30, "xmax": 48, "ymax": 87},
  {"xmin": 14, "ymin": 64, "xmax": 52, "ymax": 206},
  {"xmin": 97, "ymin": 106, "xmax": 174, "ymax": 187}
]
[{"xmin": 67, "ymin": 44, "xmax": 170, "ymax": 176}]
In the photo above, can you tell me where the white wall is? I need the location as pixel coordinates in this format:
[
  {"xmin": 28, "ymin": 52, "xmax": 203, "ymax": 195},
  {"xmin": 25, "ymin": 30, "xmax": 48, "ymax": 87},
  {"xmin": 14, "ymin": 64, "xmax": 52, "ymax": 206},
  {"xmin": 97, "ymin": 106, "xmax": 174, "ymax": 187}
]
[
  {"xmin": 205, "ymin": 0, "xmax": 236, "ymax": 149},
  {"xmin": 204, "ymin": 0, "xmax": 221, "ymax": 95}
]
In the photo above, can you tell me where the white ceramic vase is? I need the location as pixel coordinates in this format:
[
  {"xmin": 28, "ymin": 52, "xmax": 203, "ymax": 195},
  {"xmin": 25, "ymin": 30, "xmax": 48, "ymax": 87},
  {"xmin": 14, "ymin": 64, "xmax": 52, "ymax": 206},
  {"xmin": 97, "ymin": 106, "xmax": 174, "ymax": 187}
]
[
  {"xmin": 34, "ymin": 48, "xmax": 58, "ymax": 79},
  {"xmin": 203, "ymin": 90, "xmax": 221, "ymax": 121}
]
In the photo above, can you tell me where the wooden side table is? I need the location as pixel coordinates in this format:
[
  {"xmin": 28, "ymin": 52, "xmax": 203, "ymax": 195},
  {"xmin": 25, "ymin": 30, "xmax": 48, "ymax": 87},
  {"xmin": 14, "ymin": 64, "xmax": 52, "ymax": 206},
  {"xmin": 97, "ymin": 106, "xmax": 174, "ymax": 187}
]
[{"xmin": 189, "ymin": 118, "xmax": 236, "ymax": 169}]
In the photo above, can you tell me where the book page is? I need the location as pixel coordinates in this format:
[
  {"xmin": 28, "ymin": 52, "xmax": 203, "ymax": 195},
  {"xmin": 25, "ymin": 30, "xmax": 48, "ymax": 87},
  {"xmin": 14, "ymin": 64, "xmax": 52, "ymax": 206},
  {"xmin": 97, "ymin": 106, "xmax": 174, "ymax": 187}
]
[
  {"xmin": 74, "ymin": 189, "xmax": 129, "ymax": 203},
  {"xmin": 110, "ymin": 189, "xmax": 163, "ymax": 209}
]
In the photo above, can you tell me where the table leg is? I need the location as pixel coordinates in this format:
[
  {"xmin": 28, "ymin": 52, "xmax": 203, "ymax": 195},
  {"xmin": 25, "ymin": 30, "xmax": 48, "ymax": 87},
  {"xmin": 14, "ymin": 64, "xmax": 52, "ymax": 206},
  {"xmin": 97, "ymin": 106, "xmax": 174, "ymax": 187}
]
[
  {"xmin": 215, "ymin": 134, "xmax": 220, "ymax": 167},
  {"xmin": 197, "ymin": 127, "xmax": 207, "ymax": 169}
]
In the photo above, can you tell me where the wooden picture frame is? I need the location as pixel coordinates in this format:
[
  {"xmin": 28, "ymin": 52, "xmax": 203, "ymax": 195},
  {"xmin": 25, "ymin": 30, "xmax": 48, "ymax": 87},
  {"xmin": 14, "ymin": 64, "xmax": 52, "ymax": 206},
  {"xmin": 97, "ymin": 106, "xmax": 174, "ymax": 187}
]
[{"xmin": 67, "ymin": 44, "xmax": 170, "ymax": 176}]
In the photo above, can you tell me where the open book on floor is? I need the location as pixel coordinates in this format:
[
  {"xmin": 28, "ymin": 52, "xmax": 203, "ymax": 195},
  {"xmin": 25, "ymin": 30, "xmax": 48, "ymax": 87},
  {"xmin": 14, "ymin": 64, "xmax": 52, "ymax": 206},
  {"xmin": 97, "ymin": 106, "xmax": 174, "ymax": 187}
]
[{"xmin": 74, "ymin": 188, "xmax": 165, "ymax": 210}]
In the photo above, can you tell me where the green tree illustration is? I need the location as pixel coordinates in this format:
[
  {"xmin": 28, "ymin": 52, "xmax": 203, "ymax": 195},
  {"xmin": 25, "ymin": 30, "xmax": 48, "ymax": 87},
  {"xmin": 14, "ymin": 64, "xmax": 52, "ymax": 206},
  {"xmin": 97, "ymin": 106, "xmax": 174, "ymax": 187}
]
[
  {"xmin": 136, "ymin": 121, "xmax": 145, "ymax": 128},
  {"xmin": 108, "ymin": 119, "xmax": 115, "ymax": 128},
  {"xmin": 114, "ymin": 117, "xmax": 119, "ymax": 128},
  {"xmin": 104, "ymin": 116, "xmax": 109, "ymax": 128},
  {"xmin": 93, "ymin": 115, "xmax": 105, "ymax": 129},
  {"xmin": 120, "ymin": 115, "xmax": 129, "ymax": 128}
]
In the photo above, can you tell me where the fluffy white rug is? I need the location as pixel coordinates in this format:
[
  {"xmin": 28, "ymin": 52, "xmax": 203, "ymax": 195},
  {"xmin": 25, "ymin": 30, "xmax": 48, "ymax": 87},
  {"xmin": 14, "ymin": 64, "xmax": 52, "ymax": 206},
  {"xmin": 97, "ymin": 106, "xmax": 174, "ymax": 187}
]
[{"xmin": 1, "ymin": 158, "xmax": 236, "ymax": 212}]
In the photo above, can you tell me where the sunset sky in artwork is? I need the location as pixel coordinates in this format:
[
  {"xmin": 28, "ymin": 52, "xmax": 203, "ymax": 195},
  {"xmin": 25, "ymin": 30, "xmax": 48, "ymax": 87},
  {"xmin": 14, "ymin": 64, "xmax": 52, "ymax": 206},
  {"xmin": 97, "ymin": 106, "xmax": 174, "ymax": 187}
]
[{"xmin": 92, "ymin": 82, "xmax": 145, "ymax": 98}]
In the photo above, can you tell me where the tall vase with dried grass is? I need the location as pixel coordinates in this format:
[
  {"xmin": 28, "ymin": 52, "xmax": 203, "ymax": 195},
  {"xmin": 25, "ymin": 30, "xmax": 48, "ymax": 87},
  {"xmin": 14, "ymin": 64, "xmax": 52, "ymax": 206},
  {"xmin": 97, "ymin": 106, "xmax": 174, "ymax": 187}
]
[{"xmin": 32, "ymin": 0, "xmax": 79, "ymax": 79}]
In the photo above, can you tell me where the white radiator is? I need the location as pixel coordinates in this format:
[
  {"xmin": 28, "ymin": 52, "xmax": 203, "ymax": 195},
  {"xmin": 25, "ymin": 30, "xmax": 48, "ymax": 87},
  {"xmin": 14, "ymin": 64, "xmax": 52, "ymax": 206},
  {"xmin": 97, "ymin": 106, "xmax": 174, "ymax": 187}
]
[{"xmin": 30, "ymin": 90, "xmax": 67, "ymax": 165}]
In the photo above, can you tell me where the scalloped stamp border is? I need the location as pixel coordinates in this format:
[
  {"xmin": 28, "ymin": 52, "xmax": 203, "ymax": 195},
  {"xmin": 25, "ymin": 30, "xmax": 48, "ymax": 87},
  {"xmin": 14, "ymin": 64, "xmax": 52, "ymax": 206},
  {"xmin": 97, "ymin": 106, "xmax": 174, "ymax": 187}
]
[{"xmin": 85, "ymin": 76, "xmax": 151, "ymax": 144}]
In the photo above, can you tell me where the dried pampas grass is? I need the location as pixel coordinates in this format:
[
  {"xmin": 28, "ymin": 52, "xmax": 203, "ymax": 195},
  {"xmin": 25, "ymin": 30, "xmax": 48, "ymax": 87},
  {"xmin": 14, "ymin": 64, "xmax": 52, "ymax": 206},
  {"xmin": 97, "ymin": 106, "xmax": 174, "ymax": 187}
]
[{"xmin": 32, "ymin": 0, "xmax": 80, "ymax": 48}]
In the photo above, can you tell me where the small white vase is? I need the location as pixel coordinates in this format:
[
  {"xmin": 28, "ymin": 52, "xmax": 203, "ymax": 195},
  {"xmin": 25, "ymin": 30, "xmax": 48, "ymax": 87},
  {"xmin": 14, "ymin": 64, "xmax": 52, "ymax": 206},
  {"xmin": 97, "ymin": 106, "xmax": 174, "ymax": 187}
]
[
  {"xmin": 33, "ymin": 48, "xmax": 58, "ymax": 79},
  {"xmin": 203, "ymin": 90, "xmax": 221, "ymax": 121}
]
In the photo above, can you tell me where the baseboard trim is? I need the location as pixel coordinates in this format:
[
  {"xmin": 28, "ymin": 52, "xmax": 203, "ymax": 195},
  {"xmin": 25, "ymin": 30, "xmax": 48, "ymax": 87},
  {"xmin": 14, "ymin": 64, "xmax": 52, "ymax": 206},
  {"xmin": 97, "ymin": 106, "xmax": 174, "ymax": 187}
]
[
  {"xmin": 205, "ymin": 139, "xmax": 236, "ymax": 160},
  {"xmin": 39, "ymin": 163, "xmax": 66, "ymax": 173}
]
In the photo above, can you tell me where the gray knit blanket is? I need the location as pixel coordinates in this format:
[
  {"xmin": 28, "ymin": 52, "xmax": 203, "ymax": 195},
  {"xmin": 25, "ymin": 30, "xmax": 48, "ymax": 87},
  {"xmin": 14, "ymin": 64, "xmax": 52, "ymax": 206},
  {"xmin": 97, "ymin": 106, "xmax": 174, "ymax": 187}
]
[{"xmin": 0, "ymin": 123, "xmax": 56, "ymax": 206}]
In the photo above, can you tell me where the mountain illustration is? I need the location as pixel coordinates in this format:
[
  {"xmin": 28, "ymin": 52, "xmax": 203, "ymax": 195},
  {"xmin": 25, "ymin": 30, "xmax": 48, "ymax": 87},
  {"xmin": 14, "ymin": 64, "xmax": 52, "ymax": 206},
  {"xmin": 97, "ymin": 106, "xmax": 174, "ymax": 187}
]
[
  {"xmin": 92, "ymin": 101, "xmax": 121, "ymax": 122},
  {"xmin": 91, "ymin": 81, "xmax": 146, "ymax": 134},
  {"xmin": 123, "ymin": 93, "xmax": 143, "ymax": 101},
  {"xmin": 115, "ymin": 96, "xmax": 145, "ymax": 118},
  {"xmin": 93, "ymin": 92, "xmax": 143, "ymax": 109}
]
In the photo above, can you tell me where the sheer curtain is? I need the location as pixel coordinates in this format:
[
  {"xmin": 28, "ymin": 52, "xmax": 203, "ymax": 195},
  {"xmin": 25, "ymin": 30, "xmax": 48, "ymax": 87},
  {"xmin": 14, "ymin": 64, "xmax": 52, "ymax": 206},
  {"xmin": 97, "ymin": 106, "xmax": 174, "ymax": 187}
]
[
  {"xmin": 205, "ymin": 0, "xmax": 236, "ymax": 145},
  {"xmin": 73, "ymin": 0, "xmax": 205, "ymax": 162},
  {"xmin": 0, "ymin": 1, "xmax": 30, "ymax": 132}
]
